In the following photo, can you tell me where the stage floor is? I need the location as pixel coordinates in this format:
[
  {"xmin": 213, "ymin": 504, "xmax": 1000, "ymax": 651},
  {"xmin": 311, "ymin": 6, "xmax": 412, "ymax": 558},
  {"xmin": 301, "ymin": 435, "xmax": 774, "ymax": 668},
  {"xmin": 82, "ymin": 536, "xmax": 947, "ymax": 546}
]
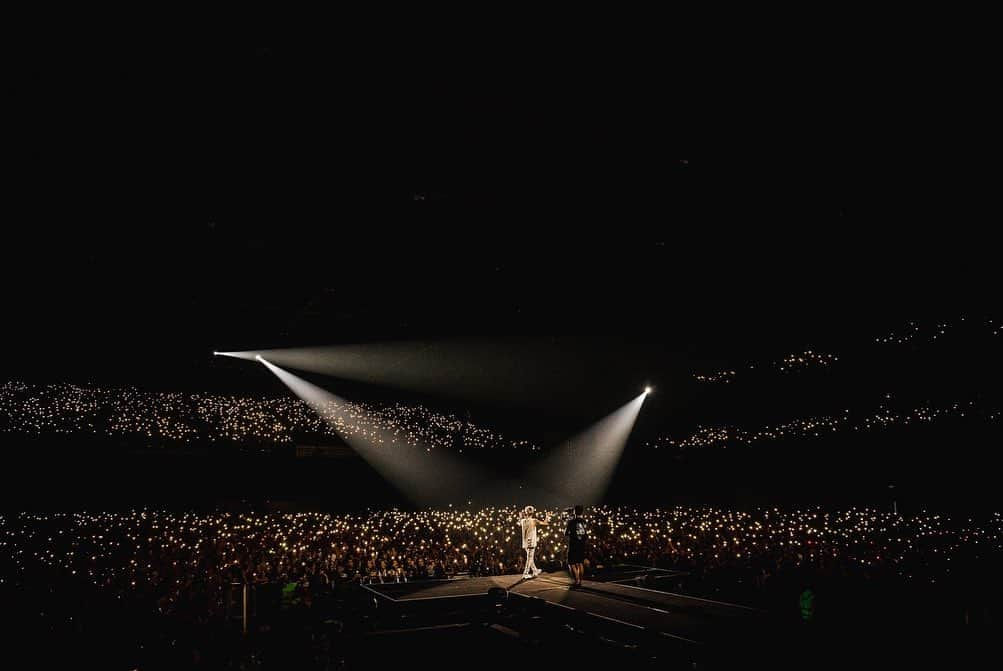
[{"xmin": 364, "ymin": 571, "xmax": 766, "ymax": 645}]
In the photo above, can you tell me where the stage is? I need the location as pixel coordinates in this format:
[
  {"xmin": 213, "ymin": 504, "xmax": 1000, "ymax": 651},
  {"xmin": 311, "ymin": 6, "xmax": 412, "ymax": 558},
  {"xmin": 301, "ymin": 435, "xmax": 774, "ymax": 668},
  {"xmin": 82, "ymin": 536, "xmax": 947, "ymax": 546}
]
[{"xmin": 362, "ymin": 568, "xmax": 768, "ymax": 648}]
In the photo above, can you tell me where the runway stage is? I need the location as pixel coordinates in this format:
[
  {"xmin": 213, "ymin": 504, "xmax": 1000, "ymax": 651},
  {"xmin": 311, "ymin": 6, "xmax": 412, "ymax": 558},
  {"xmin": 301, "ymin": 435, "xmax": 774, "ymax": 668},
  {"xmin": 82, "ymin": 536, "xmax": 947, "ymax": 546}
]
[{"xmin": 363, "ymin": 569, "xmax": 767, "ymax": 647}]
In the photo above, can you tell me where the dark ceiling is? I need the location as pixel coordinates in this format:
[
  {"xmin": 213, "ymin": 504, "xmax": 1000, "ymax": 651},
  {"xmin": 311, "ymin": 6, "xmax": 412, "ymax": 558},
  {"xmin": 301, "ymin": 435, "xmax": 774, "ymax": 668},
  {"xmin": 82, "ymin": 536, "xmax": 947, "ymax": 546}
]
[{"xmin": 4, "ymin": 47, "xmax": 997, "ymax": 405}]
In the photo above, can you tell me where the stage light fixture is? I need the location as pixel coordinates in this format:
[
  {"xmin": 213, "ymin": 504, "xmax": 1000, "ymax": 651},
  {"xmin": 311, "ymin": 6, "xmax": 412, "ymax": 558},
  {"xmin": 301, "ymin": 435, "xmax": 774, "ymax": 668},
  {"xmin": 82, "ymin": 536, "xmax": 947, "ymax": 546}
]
[{"xmin": 644, "ymin": 386, "xmax": 653, "ymax": 395}]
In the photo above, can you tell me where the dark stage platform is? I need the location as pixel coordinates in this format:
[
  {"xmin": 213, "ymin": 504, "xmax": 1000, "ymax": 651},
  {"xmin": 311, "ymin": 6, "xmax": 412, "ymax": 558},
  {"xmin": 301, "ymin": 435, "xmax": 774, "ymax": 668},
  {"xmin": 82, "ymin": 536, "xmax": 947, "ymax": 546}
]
[{"xmin": 363, "ymin": 570, "xmax": 767, "ymax": 647}]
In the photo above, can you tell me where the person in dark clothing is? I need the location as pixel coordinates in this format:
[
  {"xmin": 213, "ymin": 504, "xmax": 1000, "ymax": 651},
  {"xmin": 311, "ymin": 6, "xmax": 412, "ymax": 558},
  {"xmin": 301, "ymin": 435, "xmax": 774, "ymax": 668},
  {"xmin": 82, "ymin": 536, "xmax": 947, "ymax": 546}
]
[{"xmin": 565, "ymin": 505, "xmax": 588, "ymax": 588}]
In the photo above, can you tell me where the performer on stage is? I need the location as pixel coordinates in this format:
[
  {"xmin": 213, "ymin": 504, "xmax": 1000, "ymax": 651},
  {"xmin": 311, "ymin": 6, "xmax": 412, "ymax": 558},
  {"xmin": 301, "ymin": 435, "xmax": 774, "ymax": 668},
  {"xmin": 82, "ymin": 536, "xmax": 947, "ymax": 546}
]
[
  {"xmin": 565, "ymin": 504, "xmax": 588, "ymax": 588},
  {"xmin": 519, "ymin": 505, "xmax": 550, "ymax": 579}
]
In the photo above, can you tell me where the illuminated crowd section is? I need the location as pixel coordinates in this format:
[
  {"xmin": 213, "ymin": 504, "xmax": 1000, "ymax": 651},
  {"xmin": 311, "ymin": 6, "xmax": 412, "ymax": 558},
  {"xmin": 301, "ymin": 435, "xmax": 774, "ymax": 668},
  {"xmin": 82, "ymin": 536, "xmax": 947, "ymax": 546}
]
[
  {"xmin": 3, "ymin": 507, "xmax": 1000, "ymax": 602},
  {"xmin": 0, "ymin": 382, "xmax": 536, "ymax": 450},
  {"xmin": 644, "ymin": 400, "xmax": 994, "ymax": 449},
  {"xmin": 2, "ymin": 381, "xmax": 997, "ymax": 454},
  {"xmin": 694, "ymin": 317, "xmax": 1000, "ymax": 384}
]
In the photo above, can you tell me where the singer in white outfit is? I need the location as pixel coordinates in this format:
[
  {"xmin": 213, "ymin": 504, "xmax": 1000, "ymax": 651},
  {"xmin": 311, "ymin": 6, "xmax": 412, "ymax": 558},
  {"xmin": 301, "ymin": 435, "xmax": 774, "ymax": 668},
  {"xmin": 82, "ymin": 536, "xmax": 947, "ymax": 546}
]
[{"xmin": 519, "ymin": 505, "xmax": 550, "ymax": 578}]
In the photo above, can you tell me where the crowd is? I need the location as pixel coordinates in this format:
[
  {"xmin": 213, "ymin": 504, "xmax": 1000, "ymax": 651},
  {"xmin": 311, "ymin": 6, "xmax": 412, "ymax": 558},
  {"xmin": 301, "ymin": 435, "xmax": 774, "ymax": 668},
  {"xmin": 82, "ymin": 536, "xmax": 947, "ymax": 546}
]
[
  {"xmin": 3, "ymin": 505, "xmax": 1000, "ymax": 607},
  {"xmin": 774, "ymin": 350, "xmax": 838, "ymax": 373},
  {"xmin": 646, "ymin": 399, "xmax": 992, "ymax": 449},
  {"xmin": 695, "ymin": 350, "xmax": 837, "ymax": 384},
  {"xmin": 3, "ymin": 382, "xmax": 996, "ymax": 458},
  {"xmin": 871, "ymin": 317, "xmax": 1002, "ymax": 345},
  {"xmin": 0, "ymin": 382, "xmax": 537, "ymax": 451},
  {"xmin": 695, "ymin": 316, "xmax": 999, "ymax": 383},
  {"xmin": 3, "ymin": 505, "xmax": 999, "ymax": 668}
]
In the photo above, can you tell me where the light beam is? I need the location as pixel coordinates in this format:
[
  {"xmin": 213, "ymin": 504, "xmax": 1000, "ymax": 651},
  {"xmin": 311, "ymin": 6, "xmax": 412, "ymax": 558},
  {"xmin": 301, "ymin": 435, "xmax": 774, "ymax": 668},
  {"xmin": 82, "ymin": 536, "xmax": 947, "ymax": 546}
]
[
  {"xmin": 214, "ymin": 351, "xmax": 259, "ymax": 361},
  {"xmin": 255, "ymin": 357, "xmax": 488, "ymax": 506},
  {"xmin": 529, "ymin": 391, "xmax": 648, "ymax": 507},
  {"xmin": 209, "ymin": 339, "xmax": 626, "ymax": 408}
]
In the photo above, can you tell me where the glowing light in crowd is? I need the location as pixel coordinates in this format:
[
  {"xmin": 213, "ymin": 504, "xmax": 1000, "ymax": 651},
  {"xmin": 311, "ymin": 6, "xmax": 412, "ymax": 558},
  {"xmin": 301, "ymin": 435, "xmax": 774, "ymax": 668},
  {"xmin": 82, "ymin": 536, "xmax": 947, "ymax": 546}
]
[
  {"xmin": 3, "ymin": 507, "xmax": 999, "ymax": 609},
  {"xmin": 696, "ymin": 316, "xmax": 1000, "ymax": 384},
  {"xmin": 0, "ymin": 383, "xmax": 995, "ymax": 455},
  {"xmin": 874, "ymin": 319, "xmax": 971, "ymax": 345},
  {"xmin": 646, "ymin": 400, "xmax": 992, "ymax": 450},
  {"xmin": 0, "ymin": 381, "xmax": 536, "ymax": 451},
  {"xmin": 695, "ymin": 350, "xmax": 837, "ymax": 384}
]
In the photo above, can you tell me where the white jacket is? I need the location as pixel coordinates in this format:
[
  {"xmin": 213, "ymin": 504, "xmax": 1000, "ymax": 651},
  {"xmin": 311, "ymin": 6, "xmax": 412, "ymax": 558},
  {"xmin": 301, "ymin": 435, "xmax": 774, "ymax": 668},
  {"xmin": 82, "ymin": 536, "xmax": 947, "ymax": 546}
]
[{"xmin": 520, "ymin": 516, "xmax": 538, "ymax": 549}]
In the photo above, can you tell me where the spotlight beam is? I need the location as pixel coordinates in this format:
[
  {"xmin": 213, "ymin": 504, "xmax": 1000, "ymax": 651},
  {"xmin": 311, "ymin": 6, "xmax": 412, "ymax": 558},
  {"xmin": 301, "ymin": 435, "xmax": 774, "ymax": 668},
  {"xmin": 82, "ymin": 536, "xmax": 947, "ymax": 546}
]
[
  {"xmin": 256, "ymin": 357, "xmax": 488, "ymax": 506},
  {"xmin": 214, "ymin": 351, "xmax": 259, "ymax": 361},
  {"xmin": 529, "ymin": 392, "xmax": 648, "ymax": 507},
  {"xmin": 211, "ymin": 339, "xmax": 619, "ymax": 407}
]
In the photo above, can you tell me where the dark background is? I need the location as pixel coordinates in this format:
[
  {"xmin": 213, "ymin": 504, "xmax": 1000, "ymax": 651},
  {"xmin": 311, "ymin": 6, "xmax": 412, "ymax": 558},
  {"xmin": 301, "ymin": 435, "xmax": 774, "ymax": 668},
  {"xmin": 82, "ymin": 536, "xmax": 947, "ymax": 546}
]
[{"xmin": 2, "ymin": 48, "xmax": 999, "ymax": 510}]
